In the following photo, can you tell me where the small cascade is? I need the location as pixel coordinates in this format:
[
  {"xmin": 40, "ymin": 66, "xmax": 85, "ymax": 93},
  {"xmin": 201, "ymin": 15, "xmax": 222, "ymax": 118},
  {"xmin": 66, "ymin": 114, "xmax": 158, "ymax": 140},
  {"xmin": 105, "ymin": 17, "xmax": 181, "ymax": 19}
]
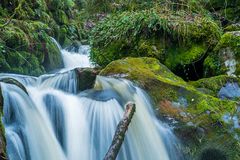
[
  {"xmin": 38, "ymin": 71, "xmax": 78, "ymax": 93},
  {"xmin": 0, "ymin": 39, "xmax": 184, "ymax": 160},
  {"xmin": 1, "ymin": 83, "xmax": 66, "ymax": 160},
  {"xmin": 0, "ymin": 73, "xmax": 37, "ymax": 86},
  {"xmin": 61, "ymin": 45, "xmax": 93, "ymax": 70}
]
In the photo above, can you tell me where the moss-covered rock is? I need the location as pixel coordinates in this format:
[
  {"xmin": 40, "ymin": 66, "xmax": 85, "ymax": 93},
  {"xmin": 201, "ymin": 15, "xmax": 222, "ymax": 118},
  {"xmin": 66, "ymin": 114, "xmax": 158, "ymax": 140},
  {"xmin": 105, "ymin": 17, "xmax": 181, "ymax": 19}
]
[
  {"xmin": 90, "ymin": 7, "xmax": 222, "ymax": 67},
  {"xmin": 0, "ymin": 19, "xmax": 64, "ymax": 75},
  {"xmin": 39, "ymin": 33, "xmax": 64, "ymax": 71},
  {"xmin": 100, "ymin": 57, "xmax": 237, "ymax": 121},
  {"xmin": 0, "ymin": 26, "xmax": 30, "ymax": 51},
  {"xmin": 100, "ymin": 57, "xmax": 240, "ymax": 159},
  {"xmin": 0, "ymin": 0, "xmax": 87, "ymax": 75},
  {"xmin": 90, "ymin": 7, "xmax": 222, "ymax": 80},
  {"xmin": 204, "ymin": 31, "xmax": 240, "ymax": 77},
  {"xmin": 165, "ymin": 45, "xmax": 207, "ymax": 69},
  {"xmin": 190, "ymin": 75, "xmax": 240, "ymax": 97},
  {"xmin": 225, "ymin": 23, "xmax": 240, "ymax": 32}
]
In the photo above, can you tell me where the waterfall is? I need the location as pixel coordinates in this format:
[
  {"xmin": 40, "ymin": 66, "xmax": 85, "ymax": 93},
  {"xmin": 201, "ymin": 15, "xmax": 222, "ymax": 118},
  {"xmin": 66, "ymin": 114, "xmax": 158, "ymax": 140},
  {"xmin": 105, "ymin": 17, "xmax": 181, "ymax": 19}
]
[
  {"xmin": 61, "ymin": 45, "xmax": 93, "ymax": 70},
  {"xmin": 0, "ymin": 40, "xmax": 183, "ymax": 160}
]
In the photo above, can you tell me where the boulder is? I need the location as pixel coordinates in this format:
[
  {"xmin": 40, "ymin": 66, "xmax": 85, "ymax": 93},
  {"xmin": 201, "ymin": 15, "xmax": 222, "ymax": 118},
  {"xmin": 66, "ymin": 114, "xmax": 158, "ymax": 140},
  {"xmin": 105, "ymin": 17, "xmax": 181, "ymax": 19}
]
[
  {"xmin": 100, "ymin": 57, "xmax": 240, "ymax": 159},
  {"xmin": 204, "ymin": 31, "xmax": 240, "ymax": 77},
  {"xmin": 75, "ymin": 68, "xmax": 100, "ymax": 92}
]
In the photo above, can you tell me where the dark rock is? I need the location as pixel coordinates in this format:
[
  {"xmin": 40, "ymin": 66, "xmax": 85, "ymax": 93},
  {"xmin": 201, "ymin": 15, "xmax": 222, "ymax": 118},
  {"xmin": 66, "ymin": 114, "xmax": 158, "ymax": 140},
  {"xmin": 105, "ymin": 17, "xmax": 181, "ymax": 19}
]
[{"xmin": 75, "ymin": 68, "xmax": 100, "ymax": 92}]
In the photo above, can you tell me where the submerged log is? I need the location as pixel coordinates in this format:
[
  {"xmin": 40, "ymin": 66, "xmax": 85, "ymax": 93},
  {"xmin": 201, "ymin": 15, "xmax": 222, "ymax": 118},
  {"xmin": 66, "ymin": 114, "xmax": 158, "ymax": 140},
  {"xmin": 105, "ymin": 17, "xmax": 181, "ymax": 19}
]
[{"xmin": 104, "ymin": 102, "xmax": 136, "ymax": 160}]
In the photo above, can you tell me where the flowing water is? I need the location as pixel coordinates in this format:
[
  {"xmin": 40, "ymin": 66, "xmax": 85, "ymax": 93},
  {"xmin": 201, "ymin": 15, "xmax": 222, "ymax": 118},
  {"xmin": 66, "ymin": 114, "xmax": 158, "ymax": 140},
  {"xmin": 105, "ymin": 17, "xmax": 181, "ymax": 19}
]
[{"xmin": 0, "ymin": 42, "xmax": 183, "ymax": 160}]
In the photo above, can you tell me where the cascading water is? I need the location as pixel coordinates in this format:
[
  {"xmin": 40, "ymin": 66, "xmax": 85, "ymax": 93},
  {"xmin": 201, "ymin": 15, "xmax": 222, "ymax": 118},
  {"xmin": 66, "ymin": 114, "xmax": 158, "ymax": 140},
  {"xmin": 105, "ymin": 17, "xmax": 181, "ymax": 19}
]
[
  {"xmin": 0, "ymin": 41, "xmax": 183, "ymax": 160},
  {"xmin": 61, "ymin": 45, "xmax": 93, "ymax": 70}
]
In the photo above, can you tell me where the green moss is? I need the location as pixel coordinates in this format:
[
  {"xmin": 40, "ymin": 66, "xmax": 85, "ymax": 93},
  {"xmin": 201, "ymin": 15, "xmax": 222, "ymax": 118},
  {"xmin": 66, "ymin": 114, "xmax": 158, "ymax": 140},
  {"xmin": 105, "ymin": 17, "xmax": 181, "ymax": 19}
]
[
  {"xmin": 13, "ymin": 20, "xmax": 51, "ymax": 34},
  {"xmin": 225, "ymin": 24, "xmax": 240, "ymax": 32},
  {"xmin": 0, "ymin": 26, "xmax": 30, "ymax": 50},
  {"xmin": 53, "ymin": 10, "xmax": 69, "ymax": 25},
  {"xmin": 100, "ymin": 57, "xmax": 240, "ymax": 159},
  {"xmin": 5, "ymin": 51, "xmax": 44, "ymax": 76},
  {"xmin": 215, "ymin": 32, "xmax": 240, "ymax": 55},
  {"xmin": 90, "ymin": 7, "xmax": 222, "ymax": 67},
  {"xmin": 39, "ymin": 32, "xmax": 63, "ymax": 71},
  {"xmin": 189, "ymin": 75, "xmax": 240, "ymax": 97},
  {"xmin": 165, "ymin": 44, "xmax": 207, "ymax": 70},
  {"xmin": 101, "ymin": 57, "xmax": 238, "ymax": 125},
  {"xmin": 202, "ymin": 0, "xmax": 240, "ymax": 23},
  {"xmin": 204, "ymin": 31, "xmax": 240, "ymax": 76},
  {"xmin": 0, "ymin": 52, "xmax": 10, "ymax": 72},
  {"xmin": 0, "ymin": 0, "xmax": 86, "ymax": 75},
  {"xmin": 57, "ymin": 25, "xmax": 73, "ymax": 47}
]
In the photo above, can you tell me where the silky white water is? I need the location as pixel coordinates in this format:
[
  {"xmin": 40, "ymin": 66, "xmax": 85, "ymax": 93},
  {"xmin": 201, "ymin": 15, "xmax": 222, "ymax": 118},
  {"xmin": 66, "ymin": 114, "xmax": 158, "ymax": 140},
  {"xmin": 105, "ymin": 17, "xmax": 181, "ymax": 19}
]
[
  {"xmin": 61, "ymin": 45, "xmax": 93, "ymax": 70},
  {"xmin": 0, "ymin": 42, "xmax": 183, "ymax": 160}
]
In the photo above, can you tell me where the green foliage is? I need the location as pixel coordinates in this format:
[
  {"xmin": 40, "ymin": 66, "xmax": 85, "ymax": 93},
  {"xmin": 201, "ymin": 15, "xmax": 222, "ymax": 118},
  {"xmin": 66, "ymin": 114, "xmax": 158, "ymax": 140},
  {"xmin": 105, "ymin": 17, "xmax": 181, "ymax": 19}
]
[
  {"xmin": 81, "ymin": 0, "xmax": 156, "ymax": 15},
  {"xmin": 200, "ymin": 0, "xmax": 240, "ymax": 22},
  {"xmin": 0, "ymin": 26, "xmax": 29, "ymax": 50},
  {"xmin": 90, "ymin": 7, "xmax": 222, "ymax": 66},
  {"xmin": 0, "ymin": 0, "xmax": 86, "ymax": 75}
]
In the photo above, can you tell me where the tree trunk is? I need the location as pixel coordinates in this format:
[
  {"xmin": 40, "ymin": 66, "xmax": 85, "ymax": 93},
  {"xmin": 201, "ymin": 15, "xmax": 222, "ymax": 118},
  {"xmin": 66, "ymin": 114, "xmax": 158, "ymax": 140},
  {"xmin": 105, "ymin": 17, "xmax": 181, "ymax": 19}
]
[{"xmin": 104, "ymin": 102, "xmax": 136, "ymax": 160}]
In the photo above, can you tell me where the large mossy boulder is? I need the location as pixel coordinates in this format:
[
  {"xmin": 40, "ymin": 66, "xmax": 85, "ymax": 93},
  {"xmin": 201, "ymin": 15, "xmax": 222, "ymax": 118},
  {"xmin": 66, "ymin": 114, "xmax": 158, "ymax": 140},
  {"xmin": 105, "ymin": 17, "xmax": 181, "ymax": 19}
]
[
  {"xmin": 204, "ymin": 31, "xmax": 240, "ymax": 77},
  {"xmin": 90, "ymin": 7, "xmax": 222, "ymax": 80},
  {"xmin": 100, "ymin": 57, "xmax": 240, "ymax": 159}
]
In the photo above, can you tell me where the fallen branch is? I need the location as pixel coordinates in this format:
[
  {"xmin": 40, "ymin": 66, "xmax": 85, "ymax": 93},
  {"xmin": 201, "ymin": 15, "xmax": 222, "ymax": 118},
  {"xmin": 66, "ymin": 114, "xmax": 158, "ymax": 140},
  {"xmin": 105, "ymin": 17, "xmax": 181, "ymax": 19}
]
[{"xmin": 104, "ymin": 102, "xmax": 136, "ymax": 160}]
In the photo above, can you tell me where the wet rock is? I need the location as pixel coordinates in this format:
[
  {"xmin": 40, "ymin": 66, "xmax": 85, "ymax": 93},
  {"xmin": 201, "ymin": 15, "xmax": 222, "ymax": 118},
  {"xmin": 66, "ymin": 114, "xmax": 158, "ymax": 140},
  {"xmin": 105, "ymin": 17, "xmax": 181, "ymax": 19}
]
[
  {"xmin": 218, "ymin": 82, "xmax": 240, "ymax": 100},
  {"xmin": 204, "ymin": 31, "xmax": 240, "ymax": 77},
  {"xmin": 75, "ymin": 68, "xmax": 100, "ymax": 92}
]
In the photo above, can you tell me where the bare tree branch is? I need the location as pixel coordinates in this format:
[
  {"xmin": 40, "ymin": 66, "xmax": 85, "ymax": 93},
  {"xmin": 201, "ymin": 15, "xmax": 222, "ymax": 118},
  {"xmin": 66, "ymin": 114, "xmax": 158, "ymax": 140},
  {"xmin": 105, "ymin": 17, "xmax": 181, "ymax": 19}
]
[{"xmin": 104, "ymin": 102, "xmax": 136, "ymax": 160}]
